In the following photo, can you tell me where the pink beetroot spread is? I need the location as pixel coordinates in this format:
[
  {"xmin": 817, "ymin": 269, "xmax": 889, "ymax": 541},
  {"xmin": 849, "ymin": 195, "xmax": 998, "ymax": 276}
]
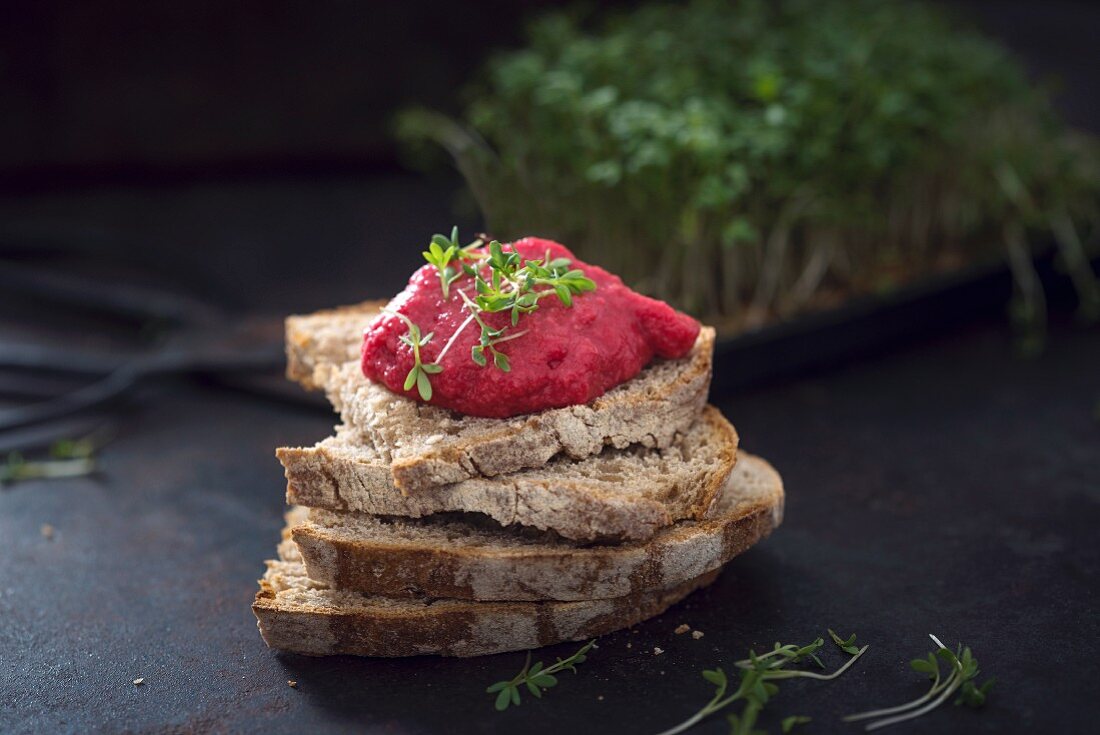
[{"xmin": 361, "ymin": 237, "xmax": 700, "ymax": 418}]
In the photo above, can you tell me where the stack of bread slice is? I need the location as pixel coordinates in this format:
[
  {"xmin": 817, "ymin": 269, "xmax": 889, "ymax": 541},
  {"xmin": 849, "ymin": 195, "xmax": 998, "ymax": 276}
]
[{"xmin": 253, "ymin": 302, "xmax": 784, "ymax": 657}]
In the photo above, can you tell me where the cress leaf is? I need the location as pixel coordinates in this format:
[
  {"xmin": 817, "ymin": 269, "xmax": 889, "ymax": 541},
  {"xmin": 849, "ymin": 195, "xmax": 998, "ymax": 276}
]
[
  {"xmin": 402, "ymin": 366, "xmax": 418, "ymax": 392},
  {"xmin": 531, "ymin": 674, "xmax": 558, "ymax": 688},
  {"xmin": 781, "ymin": 715, "xmax": 812, "ymax": 733},
  {"xmin": 416, "ymin": 370, "xmax": 433, "ymax": 401},
  {"xmin": 703, "ymin": 669, "xmax": 727, "ymax": 687}
]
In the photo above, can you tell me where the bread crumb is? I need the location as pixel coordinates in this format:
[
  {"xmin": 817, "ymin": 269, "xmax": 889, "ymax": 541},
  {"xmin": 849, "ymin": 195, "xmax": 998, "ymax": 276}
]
[
  {"xmin": 597, "ymin": 695, "xmax": 604, "ymax": 701},
  {"xmin": 41, "ymin": 524, "xmax": 55, "ymax": 540},
  {"xmin": 653, "ymin": 647, "xmax": 664, "ymax": 656},
  {"xmin": 626, "ymin": 642, "xmax": 632, "ymax": 649},
  {"xmin": 288, "ymin": 680, "xmax": 298, "ymax": 689},
  {"xmin": 133, "ymin": 678, "xmax": 144, "ymax": 686},
  {"xmin": 692, "ymin": 630, "xmax": 705, "ymax": 640},
  {"xmin": 674, "ymin": 623, "xmax": 691, "ymax": 635}
]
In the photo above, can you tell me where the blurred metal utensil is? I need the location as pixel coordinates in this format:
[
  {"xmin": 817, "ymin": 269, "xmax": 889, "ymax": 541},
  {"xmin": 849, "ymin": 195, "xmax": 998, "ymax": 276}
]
[{"xmin": 0, "ymin": 253, "xmax": 321, "ymax": 449}]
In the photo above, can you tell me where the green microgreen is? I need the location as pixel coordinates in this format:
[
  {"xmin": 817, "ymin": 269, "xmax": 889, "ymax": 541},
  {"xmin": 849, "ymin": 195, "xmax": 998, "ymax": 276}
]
[
  {"xmin": 829, "ymin": 628, "xmax": 863, "ymax": 656},
  {"xmin": 781, "ymin": 715, "xmax": 812, "ymax": 733},
  {"xmin": 486, "ymin": 640, "xmax": 596, "ymax": 711},
  {"xmin": 656, "ymin": 633, "xmax": 868, "ymax": 735},
  {"xmin": 399, "ymin": 0, "xmax": 1100, "ymax": 335},
  {"xmin": 0, "ymin": 432, "xmax": 110, "ymax": 486},
  {"xmin": 0, "ymin": 451, "xmax": 96, "ymax": 485},
  {"xmin": 843, "ymin": 634, "xmax": 993, "ymax": 731},
  {"xmin": 422, "ymin": 225, "xmax": 468, "ymax": 299},
  {"xmin": 407, "ymin": 227, "xmax": 597, "ymax": 386},
  {"xmin": 386, "ymin": 309, "xmax": 441, "ymax": 401}
]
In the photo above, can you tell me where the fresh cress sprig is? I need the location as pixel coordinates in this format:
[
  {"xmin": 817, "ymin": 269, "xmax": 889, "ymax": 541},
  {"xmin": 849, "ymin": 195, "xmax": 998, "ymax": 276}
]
[
  {"xmin": 421, "ymin": 225, "xmax": 466, "ymax": 299},
  {"xmin": 829, "ymin": 628, "xmax": 863, "ymax": 656},
  {"xmin": 1, "ymin": 451, "xmax": 96, "ymax": 484},
  {"xmin": 457, "ymin": 289, "xmax": 526, "ymax": 372},
  {"xmin": 385, "ymin": 309, "xmax": 442, "ymax": 401},
  {"xmin": 655, "ymin": 632, "xmax": 868, "ymax": 735},
  {"xmin": 486, "ymin": 640, "xmax": 597, "ymax": 711},
  {"xmin": 393, "ymin": 228, "xmax": 598, "ymax": 401},
  {"xmin": 1, "ymin": 433, "xmax": 107, "ymax": 485},
  {"xmin": 843, "ymin": 634, "xmax": 993, "ymax": 731},
  {"xmin": 781, "ymin": 715, "xmax": 813, "ymax": 732}
]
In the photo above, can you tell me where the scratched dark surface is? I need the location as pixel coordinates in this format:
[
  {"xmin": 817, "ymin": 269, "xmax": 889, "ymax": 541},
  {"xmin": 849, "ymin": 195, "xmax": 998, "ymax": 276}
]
[{"xmin": 1, "ymin": 177, "xmax": 1099, "ymax": 735}]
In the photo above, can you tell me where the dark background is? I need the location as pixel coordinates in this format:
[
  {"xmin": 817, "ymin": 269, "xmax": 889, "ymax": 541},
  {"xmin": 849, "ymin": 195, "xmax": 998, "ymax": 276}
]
[
  {"xmin": 1, "ymin": 0, "xmax": 1098, "ymax": 190},
  {"xmin": 0, "ymin": 0, "xmax": 1096, "ymax": 316},
  {"xmin": 1, "ymin": 2, "xmax": 1098, "ymax": 734}
]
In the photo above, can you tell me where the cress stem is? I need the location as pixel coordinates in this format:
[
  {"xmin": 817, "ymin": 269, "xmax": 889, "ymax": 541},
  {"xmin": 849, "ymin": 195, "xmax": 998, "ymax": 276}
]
[
  {"xmin": 843, "ymin": 672, "xmax": 944, "ymax": 722},
  {"xmin": 863, "ymin": 672, "xmax": 962, "ymax": 731},
  {"xmin": 764, "ymin": 646, "xmax": 869, "ymax": 680},
  {"xmin": 734, "ymin": 648, "xmax": 795, "ymax": 667},
  {"xmin": 653, "ymin": 687, "xmax": 745, "ymax": 735},
  {"xmin": 434, "ymin": 310, "xmax": 475, "ymax": 364}
]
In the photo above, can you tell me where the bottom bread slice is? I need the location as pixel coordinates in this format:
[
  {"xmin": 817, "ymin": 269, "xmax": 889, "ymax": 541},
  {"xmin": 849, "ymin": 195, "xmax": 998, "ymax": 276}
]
[
  {"xmin": 291, "ymin": 453, "xmax": 782, "ymax": 602},
  {"xmin": 253, "ymin": 540, "xmax": 719, "ymax": 657}
]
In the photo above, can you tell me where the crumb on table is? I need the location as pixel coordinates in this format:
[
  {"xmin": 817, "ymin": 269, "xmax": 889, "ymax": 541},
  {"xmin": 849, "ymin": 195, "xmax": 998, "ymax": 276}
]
[
  {"xmin": 692, "ymin": 630, "xmax": 705, "ymax": 640},
  {"xmin": 674, "ymin": 623, "xmax": 691, "ymax": 635}
]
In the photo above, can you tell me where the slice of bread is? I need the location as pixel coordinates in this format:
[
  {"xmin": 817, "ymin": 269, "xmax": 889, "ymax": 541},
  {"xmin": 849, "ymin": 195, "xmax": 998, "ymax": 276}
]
[
  {"xmin": 291, "ymin": 453, "xmax": 783, "ymax": 601},
  {"xmin": 278, "ymin": 405, "xmax": 738, "ymax": 542},
  {"xmin": 253, "ymin": 535, "xmax": 719, "ymax": 657},
  {"xmin": 286, "ymin": 300, "xmax": 385, "ymax": 391},
  {"xmin": 285, "ymin": 301, "xmax": 715, "ymax": 492}
]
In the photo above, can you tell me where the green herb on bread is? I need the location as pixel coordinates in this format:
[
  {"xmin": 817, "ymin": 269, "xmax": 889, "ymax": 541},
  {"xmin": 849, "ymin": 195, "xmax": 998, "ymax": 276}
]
[
  {"xmin": 385, "ymin": 310, "xmax": 441, "ymax": 401},
  {"xmin": 392, "ymin": 228, "xmax": 598, "ymax": 401}
]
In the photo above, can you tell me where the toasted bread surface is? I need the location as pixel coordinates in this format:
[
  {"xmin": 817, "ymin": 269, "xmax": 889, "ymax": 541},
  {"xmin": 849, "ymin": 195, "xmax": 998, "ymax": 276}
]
[
  {"xmin": 279, "ymin": 405, "xmax": 737, "ymax": 542},
  {"xmin": 285, "ymin": 301, "xmax": 714, "ymax": 492},
  {"xmin": 291, "ymin": 453, "xmax": 782, "ymax": 601},
  {"xmin": 253, "ymin": 537, "xmax": 719, "ymax": 657}
]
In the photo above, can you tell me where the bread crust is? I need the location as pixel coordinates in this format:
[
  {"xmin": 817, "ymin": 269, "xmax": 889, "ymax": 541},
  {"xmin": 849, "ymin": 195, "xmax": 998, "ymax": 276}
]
[
  {"xmin": 285, "ymin": 300, "xmax": 386, "ymax": 390},
  {"xmin": 279, "ymin": 406, "xmax": 737, "ymax": 542},
  {"xmin": 259, "ymin": 302, "xmax": 750, "ymax": 659},
  {"xmin": 253, "ymin": 552, "xmax": 720, "ymax": 658},
  {"xmin": 291, "ymin": 454, "xmax": 782, "ymax": 601},
  {"xmin": 285, "ymin": 301, "xmax": 714, "ymax": 492}
]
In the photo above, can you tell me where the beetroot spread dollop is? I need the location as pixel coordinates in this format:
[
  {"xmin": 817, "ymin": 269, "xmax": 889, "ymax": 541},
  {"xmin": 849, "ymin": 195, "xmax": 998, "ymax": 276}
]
[{"xmin": 361, "ymin": 237, "xmax": 700, "ymax": 418}]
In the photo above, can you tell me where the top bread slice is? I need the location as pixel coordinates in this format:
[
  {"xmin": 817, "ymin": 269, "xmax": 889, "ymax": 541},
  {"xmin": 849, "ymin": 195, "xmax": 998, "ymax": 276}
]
[
  {"xmin": 291, "ymin": 453, "xmax": 783, "ymax": 601},
  {"xmin": 279, "ymin": 405, "xmax": 738, "ymax": 542},
  {"xmin": 285, "ymin": 301, "xmax": 715, "ymax": 492}
]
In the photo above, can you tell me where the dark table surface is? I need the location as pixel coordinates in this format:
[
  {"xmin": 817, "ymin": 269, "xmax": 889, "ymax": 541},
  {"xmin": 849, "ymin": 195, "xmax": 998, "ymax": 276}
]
[{"xmin": 1, "ymin": 178, "xmax": 1098, "ymax": 735}]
